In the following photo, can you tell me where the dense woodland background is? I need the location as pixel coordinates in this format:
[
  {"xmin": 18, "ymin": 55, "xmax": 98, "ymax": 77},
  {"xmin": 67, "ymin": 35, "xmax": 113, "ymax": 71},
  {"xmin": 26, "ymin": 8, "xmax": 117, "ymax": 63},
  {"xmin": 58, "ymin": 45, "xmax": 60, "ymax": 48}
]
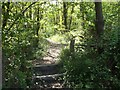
[{"xmin": 2, "ymin": 1, "xmax": 120, "ymax": 88}]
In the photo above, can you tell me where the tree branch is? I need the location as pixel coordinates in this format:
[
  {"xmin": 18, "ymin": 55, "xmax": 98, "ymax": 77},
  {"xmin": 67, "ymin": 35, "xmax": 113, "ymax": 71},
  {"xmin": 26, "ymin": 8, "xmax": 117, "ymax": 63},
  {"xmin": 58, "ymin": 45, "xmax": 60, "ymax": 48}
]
[{"xmin": 7, "ymin": 2, "xmax": 37, "ymax": 32}]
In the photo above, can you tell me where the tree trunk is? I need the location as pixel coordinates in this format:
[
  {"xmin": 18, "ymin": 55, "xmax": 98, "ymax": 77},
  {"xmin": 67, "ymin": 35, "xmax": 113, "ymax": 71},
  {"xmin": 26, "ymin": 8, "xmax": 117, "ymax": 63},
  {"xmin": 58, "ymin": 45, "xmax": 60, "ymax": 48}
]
[
  {"xmin": 79, "ymin": 2, "xmax": 85, "ymax": 29},
  {"xmin": 63, "ymin": 2, "xmax": 68, "ymax": 30},
  {"xmin": 70, "ymin": 37, "xmax": 75, "ymax": 54},
  {"xmin": 36, "ymin": 5, "xmax": 40, "ymax": 36},
  {"xmin": 95, "ymin": 2, "xmax": 104, "ymax": 38},
  {"xmin": 69, "ymin": 4, "xmax": 75, "ymax": 54},
  {"xmin": 95, "ymin": 1, "xmax": 104, "ymax": 54},
  {"xmin": 29, "ymin": 3, "xmax": 32, "ymax": 20},
  {"xmin": 68, "ymin": 4, "xmax": 74, "ymax": 30},
  {"xmin": 34, "ymin": 4, "xmax": 40, "ymax": 50}
]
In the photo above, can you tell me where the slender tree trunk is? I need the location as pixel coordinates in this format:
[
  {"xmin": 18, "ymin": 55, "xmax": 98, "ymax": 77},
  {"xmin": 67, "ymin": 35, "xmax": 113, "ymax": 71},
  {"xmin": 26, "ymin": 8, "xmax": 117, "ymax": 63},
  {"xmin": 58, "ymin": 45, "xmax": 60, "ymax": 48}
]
[
  {"xmin": 95, "ymin": 2, "xmax": 104, "ymax": 38},
  {"xmin": 68, "ymin": 4, "xmax": 74, "ymax": 30},
  {"xmin": 34, "ymin": 4, "xmax": 40, "ymax": 50},
  {"xmin": 70, "ymin": 38, "xmax": 75, "ymax": 54},
  {"xmin": 54, "ymin": 2, "xmax": 57, "ymax": 34},
  {"xmin": 36, "ymin": 5, "xmax": 40, "ymax": 36},
  {"xmin": 80, "ymin": 2, "xmax": 85, "ymax": 29},
  {"xmin": 94, "ymin": 1, "xmax": 104, "ymax": 54},
  {"xmin": 59, "ymin": 3, "xmax": 62, "ymax": 30},
  {"xmin": 63, "ymin": 2, "xmax": 68, "ymax": 30},
  {"xmin": 69, "ymin": 4, "xmax": 75, "ymax": 54}
]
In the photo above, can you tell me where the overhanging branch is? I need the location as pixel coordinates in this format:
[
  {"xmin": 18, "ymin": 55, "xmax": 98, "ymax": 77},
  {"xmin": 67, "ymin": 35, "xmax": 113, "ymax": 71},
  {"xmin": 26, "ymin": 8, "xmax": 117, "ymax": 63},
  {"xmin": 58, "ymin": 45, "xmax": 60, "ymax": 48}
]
[{"xmin": 7, "ymin": 2, "xmax": 37, "ymax": 32}]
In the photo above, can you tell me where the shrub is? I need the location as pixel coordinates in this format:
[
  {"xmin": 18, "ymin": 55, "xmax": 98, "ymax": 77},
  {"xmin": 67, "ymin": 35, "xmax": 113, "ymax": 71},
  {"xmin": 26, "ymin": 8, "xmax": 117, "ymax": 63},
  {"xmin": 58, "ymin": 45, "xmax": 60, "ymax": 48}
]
[{"xmin": 60, "ymin": 30, "xmax": 120, "ymax": 88}]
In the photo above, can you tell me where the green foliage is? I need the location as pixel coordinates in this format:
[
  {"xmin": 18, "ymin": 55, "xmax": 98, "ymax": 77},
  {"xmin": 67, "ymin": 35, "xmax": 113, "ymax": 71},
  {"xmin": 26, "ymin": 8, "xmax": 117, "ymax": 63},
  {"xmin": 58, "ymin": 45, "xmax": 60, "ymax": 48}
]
[
  {"xmin": 2, "ymin": 1, "xmax": 120, "ymax": 89},
  {"xmin": 60, "ymin": 2, "xmax": 120, "ymax": 88},
  {"xmin": 2, "ymin": 2, "xmax": 45, "ymax": 88},
  {"xmin": 60, "ymin": 36, "xmax": 120, "ymax": 88},
  {"xmin": 61, "ymin": 30, "xmax": 120, "ymax": 88}
]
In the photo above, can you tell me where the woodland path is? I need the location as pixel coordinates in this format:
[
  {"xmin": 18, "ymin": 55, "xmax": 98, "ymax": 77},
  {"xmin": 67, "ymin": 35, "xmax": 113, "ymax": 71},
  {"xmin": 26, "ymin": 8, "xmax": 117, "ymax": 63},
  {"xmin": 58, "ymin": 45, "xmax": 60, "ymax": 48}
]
[{"xmin": 32, "ymin": 38, "xmax": 67, "ymax": 89}]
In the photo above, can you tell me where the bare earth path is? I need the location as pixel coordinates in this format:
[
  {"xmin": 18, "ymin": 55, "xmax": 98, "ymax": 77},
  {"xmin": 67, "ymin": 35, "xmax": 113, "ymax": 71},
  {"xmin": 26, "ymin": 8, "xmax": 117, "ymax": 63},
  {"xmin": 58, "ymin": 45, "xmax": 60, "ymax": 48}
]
[
  {"xmin": 32, "ymin": 38, "xmax": 67, "ymax": 88},
  {"xmin": 35, "ymin": 38, "xmax": 65, "ymax": 65}
]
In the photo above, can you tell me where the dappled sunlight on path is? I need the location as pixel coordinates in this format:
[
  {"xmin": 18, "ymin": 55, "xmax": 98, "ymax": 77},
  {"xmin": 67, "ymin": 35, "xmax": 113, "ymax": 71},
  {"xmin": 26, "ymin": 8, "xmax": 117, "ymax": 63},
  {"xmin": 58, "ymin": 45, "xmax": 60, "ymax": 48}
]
[
  {"xmin": 34, "ymin": 38, "xmax": 67, "ymax": 65},
  {"xmin": 32, "ymin": 38, "xmax": 68, "ymax": 88}
]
